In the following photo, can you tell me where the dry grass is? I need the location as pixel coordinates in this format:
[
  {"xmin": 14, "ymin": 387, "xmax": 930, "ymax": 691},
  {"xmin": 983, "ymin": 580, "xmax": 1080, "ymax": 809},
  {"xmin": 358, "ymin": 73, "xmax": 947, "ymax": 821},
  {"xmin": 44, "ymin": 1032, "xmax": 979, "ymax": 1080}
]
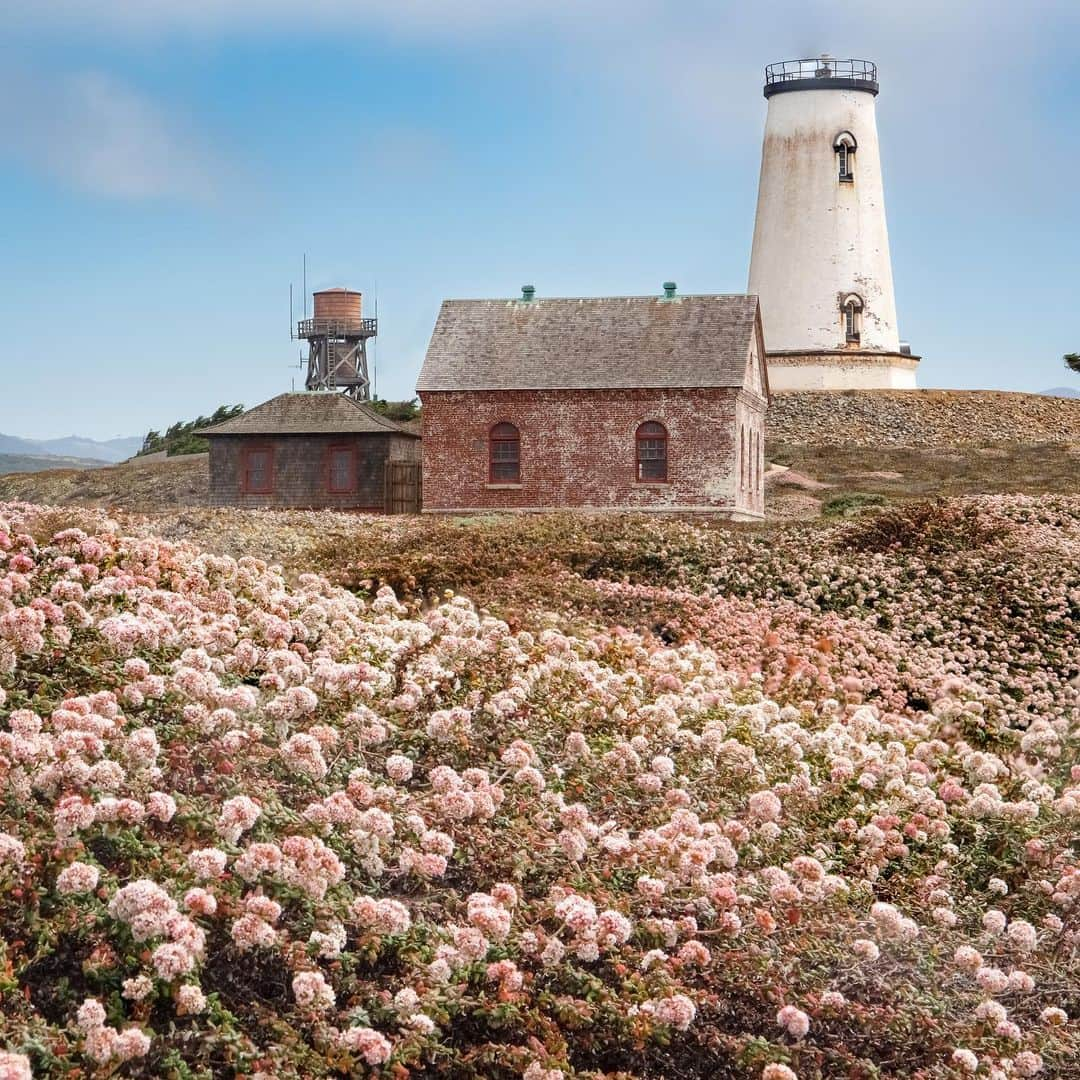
[
  {"xmin": 0, "ymin": 453, "xmax": 208, "ymax": 511},
  {"xmin": 767, "ymin": 441, "xmax": 1079, "ymax": 518}
]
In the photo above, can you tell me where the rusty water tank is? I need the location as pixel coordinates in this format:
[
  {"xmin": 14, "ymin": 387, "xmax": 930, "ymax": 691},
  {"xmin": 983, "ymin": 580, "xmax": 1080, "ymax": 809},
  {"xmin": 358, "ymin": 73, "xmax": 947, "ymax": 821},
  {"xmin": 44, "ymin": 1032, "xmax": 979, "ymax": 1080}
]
[{"xmin": 312, "ymin": 287, "xmax": 362, "ymax": 325}]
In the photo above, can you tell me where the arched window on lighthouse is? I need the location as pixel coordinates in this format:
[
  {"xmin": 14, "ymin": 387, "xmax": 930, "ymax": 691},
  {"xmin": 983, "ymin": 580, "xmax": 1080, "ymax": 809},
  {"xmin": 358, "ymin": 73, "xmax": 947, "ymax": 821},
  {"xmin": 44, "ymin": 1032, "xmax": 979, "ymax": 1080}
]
[
  {"xmin": 834, "ymin": 131, "xmax": 857, "ymax": 183},
  {"xmin": 842, "ymin": 294, "xmax": 864, "ymax": 344}
]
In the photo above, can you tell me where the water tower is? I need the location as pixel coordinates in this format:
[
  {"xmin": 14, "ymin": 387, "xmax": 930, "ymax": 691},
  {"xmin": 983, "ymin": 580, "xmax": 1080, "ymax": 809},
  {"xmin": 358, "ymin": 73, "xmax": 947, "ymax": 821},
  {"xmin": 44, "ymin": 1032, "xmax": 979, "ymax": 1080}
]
[
  {"xmin": 298, "ymin": 287, "xmax": 377, "ymax": 399},
  {"xmin": 747, "ymin": 57, "xmax": 919, "ymax": 390}
]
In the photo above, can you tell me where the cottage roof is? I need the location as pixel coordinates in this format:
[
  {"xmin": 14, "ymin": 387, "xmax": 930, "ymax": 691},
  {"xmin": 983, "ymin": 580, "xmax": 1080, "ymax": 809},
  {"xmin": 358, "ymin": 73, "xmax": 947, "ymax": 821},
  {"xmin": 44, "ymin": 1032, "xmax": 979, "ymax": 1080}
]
[
  {"xmin": 416, "ymin": 294, "xmax": 763, "ymax": 392},
  {"xmin": 202, "ymin": 392, "xmax": 419, "ymax": 437}
]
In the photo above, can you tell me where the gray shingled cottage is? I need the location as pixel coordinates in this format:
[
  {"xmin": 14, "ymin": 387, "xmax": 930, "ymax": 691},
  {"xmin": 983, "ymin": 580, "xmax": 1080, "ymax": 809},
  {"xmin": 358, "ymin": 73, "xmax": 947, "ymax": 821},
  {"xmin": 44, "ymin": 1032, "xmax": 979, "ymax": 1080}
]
[
  {"xmin": 416, "ymin": 288, "xmax": 769, "ymax": 518},
  {"xmin": 203, "ymin": 391, "xmax": 421, "ymax": 511}
]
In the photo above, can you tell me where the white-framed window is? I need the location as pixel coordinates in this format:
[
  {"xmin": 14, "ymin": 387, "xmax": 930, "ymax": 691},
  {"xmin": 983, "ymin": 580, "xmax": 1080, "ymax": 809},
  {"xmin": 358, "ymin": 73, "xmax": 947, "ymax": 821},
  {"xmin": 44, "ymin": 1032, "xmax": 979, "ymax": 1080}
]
[
  {"xmin": 834, "ymin": 131, "xmax": 857, "ymax": 182},
  {"xmin": 635, "ymin": 421, "xmax": 668, "ymax": 483},
  {"xmin": 842, "ymin": 293, "xmax": 864, "ymax": 343}
]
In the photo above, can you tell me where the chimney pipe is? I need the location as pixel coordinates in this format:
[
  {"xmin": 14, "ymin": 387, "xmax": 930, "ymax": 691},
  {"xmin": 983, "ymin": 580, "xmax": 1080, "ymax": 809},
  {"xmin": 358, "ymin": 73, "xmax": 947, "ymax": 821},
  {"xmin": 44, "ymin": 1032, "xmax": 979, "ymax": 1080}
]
[
  {"xmin": 521, "ymin": 285, "xmax": 536, "ymax": 301},
  {"xmin": 662, "ymin": 281, "xmax": 677, "ymax": 299}
]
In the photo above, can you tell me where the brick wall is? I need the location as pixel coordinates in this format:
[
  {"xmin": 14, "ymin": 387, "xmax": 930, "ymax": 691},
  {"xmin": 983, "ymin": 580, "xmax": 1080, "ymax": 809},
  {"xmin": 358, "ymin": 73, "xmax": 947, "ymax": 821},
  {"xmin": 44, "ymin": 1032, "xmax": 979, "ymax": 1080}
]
[
  {"xmin": 207, "ymin": 433, "xmax": 417, "ymax": 510},
  {"xmin": 418, "ymin": 388, "xmax": 765, "ymax": 517}
]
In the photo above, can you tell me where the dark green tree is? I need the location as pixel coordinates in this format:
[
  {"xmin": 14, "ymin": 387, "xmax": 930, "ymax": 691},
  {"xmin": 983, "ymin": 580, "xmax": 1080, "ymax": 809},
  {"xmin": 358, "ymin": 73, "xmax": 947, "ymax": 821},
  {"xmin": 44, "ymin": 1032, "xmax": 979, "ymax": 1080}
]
[
  {"xmin": 370, "ymin": 397, "xmax": 421, "ymax": 422},
  {"xmin": 1066, "ymin": 353, "xmax": 1080, "ymax": 374},
  {"xmin": 137, "ymin": 405, "xmax": 244, "ymax": 457}
]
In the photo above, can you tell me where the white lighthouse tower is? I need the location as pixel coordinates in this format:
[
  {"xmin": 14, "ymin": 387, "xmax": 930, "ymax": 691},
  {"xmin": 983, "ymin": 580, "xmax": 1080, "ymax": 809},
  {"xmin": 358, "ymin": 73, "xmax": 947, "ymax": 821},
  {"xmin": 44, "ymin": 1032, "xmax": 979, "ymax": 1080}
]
[{"xmin": 748, "ymin": 57, "xmax": 918, "ymax": 390}]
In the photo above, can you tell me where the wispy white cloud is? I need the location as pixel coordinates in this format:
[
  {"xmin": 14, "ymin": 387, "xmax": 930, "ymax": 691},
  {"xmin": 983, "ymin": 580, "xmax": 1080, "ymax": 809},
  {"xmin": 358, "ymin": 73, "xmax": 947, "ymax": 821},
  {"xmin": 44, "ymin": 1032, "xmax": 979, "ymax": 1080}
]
[
  {"xmin": 3, "ymin": 0, "xmax": 1077, "ymax": 204},
  {"xmin": 4, "ymin": 0, "xmax": 643, "ymax": 40},
  {"xmin": 0, "ymin": 69, "xmax": 222, "ymax": 201}
]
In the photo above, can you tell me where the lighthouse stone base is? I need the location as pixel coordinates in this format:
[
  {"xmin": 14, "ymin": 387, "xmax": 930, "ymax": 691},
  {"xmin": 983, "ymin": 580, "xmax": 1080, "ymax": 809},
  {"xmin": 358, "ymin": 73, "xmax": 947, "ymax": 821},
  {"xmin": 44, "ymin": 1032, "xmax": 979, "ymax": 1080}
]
[{"xmin": 765, "ymin": 350, "xmax": 919, "ymax": 391}]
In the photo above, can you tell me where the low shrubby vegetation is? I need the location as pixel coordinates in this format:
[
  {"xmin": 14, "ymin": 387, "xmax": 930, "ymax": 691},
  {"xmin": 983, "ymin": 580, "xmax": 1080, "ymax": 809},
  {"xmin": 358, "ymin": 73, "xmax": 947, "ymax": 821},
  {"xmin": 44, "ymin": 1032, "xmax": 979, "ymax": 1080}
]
[
  {"xmin": 839, "ymin": 498, "xmax": 1010, "ymax": 554},
  {"xmin": 821, "ymin": 492, "xmax": 886, "ymax": 518},
  {"xmin": 0, "ymin": 496, "xmax": 1077, "ymax": 1078}
]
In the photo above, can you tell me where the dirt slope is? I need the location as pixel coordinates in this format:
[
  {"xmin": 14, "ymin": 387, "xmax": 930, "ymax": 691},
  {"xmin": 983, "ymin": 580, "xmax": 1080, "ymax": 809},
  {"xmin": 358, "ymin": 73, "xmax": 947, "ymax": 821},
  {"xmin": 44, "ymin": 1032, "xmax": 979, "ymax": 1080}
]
[{"xmin": 0, "ymin": 453, "xmax": 208, "ymax": 511}]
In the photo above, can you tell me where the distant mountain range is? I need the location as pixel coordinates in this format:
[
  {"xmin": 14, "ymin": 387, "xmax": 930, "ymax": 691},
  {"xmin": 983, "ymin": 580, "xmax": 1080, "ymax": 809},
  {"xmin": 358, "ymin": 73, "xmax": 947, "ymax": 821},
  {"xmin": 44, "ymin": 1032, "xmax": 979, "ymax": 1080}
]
[
  {"xmin": 0, "ymin": 432, "xmax": 142, "ymax": 464},
  {"xmin": 1040, "ymin": 386, "xmax": 1080, "ymax": 399}
]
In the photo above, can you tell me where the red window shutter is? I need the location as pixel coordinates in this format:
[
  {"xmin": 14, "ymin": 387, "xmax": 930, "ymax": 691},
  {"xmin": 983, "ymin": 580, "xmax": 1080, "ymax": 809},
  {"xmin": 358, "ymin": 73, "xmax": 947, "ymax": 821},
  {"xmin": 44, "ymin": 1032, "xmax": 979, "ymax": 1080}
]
[
  {"xmin": 242, "ymin": 447, "xmax": 273, "ymax": 494},
  {"xmin": 327, "ymin": 446, "xmax": 356, "ymax": 493}
]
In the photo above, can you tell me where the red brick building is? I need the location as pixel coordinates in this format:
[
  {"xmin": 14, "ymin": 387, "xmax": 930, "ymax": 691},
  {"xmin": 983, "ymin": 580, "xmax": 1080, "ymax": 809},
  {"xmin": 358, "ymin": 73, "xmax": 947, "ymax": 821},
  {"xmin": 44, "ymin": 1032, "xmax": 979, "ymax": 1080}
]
[
  {"xmin": 204, "ymin": 391, "xmax": 420, "ymax": 511},
  {"xmin": 416, "ymin": 290, "xmax": 769, "ymax": 517}
]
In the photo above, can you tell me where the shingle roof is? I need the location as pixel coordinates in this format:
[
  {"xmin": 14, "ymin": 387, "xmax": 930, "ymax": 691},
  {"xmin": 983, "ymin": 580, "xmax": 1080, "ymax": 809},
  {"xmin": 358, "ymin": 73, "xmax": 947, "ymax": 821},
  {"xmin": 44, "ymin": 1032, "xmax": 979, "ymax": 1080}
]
[
  {"xmin": 416, "ymin": 295, "xmax": 761, "ymax": 392},
  {"xmin": 202, "ymin": 392, "xmax": 420, "ymax": 437}
]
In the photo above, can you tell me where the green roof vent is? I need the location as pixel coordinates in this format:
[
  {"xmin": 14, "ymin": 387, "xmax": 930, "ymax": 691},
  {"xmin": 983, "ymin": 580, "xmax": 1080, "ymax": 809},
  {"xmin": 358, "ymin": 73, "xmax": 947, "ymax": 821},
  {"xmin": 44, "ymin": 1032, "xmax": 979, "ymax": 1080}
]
[
  {"xmin": 521, "ymin": 285, "xmax": 536, "ymax": 301},
  {"xmin": 662, "ymin": 281, "xmax": 677, "ymax": 299}
]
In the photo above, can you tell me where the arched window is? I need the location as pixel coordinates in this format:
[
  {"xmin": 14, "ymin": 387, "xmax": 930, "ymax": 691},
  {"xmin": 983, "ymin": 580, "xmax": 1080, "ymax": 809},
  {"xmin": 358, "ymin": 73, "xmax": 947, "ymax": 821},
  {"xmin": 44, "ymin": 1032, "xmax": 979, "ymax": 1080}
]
[
  {"xmin": 740, "ymin": 425, "xmax": 746, "ymax": 490},
  {"xmin": 635, "ymin": 422, "xmax": 668, "ymax": 482},
  {"xmin": 834, "ymin": 131, "xmax": 857, "ymax": 183},
  {"xmin": 489, "ymin": 422, "xmax": 520, "ymax": 482},
  {"xmin": 842, "ymin": 293, "xmax": 863, "ymax": 343}
]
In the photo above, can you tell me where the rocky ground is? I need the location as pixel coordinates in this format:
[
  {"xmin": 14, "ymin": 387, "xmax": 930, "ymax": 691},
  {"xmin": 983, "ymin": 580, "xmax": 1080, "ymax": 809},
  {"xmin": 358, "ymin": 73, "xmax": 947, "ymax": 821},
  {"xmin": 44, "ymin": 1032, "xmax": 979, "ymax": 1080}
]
[{"xmin": 767, "ymin": 390, "xmax": 1080, "ymax": 448}]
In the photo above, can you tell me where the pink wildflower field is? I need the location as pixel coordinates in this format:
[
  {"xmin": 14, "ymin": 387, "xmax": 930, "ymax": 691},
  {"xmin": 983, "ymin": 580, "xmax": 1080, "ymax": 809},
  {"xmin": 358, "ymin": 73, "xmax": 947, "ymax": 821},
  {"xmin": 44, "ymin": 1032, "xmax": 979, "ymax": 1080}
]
[{"xmin": 0, "ymin": 496, "xmax": 1077, "ymax": 1079}]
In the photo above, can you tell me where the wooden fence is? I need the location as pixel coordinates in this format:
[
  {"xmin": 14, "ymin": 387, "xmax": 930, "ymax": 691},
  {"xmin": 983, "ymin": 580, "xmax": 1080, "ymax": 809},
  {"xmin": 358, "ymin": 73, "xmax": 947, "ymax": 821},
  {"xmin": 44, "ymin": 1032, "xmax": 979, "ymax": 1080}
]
[{"xmin": 384, "ymin": 461, "xmax": 421, "ymax": 514}]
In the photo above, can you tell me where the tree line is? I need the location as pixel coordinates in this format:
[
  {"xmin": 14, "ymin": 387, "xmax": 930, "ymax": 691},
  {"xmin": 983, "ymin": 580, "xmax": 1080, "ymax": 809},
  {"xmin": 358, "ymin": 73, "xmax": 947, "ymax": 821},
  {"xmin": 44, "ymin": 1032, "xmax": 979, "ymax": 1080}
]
[{"xmin": 138, "ymin": 405, "xmax": 245, "ymax": 457}]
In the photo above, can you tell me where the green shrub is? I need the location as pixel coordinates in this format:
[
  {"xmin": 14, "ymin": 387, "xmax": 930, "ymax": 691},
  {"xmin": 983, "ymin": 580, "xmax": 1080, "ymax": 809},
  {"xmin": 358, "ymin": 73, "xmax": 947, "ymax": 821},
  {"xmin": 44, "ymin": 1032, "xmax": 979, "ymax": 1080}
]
[{"xmin": 822, "ymin": 492, "xmax": 887, "ymax": 518}]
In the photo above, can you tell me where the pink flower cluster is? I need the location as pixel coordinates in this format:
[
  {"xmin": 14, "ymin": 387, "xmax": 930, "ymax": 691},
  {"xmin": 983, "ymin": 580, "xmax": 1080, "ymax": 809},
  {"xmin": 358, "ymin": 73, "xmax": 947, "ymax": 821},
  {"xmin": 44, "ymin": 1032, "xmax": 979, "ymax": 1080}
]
[
  {"xmin": 0, "ymin": 498, "xmax": 1076, "ymax": 1078},
  {"xmin": 75, "ymin": 998, "xmax": 151, "ymax": 1066}
]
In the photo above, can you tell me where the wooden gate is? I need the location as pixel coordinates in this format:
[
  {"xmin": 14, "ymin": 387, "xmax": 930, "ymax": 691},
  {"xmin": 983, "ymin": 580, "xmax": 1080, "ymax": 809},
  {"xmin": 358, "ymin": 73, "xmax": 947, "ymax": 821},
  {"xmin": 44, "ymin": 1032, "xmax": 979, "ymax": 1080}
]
[{"xmin": 384, "ymin": 461, "xmax": 421, "ymax": 514}]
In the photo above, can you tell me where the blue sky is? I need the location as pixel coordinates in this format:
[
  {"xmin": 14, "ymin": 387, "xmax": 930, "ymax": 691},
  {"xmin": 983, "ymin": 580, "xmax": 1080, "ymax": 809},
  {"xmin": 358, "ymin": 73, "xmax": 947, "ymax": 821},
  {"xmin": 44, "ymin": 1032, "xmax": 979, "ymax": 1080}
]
[{"xmin": 2, "ymin": 0, "xmax": 1078, "ymax": 440}]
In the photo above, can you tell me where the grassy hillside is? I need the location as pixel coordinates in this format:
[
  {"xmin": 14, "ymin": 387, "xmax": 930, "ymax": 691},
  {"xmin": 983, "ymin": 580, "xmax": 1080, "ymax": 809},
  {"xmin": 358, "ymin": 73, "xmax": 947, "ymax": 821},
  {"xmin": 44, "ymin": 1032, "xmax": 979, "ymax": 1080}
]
[
  {"xmin": 0, "ymin": 452, "xmax": 106, "ymax": 475},
  {"xmin": 2, "ymin": 441, "xmax": 1074, "ymax": 521},
  {"xmin": 0, "ymin": 452, "xmax": 208, "ymax": 511},
  {"xmin": 0, "ymin": 390, "xmax": 1075, "ymax": 518}
]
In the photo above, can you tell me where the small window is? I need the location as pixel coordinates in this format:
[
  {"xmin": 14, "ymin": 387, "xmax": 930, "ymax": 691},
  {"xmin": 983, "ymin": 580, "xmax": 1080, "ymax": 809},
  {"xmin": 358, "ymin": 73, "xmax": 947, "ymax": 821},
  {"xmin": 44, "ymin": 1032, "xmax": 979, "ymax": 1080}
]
[
  {"xmin": 837, "ymin": 144, "xmax": 852, "ymax": 181},
  {"xmin": 327, "ymin": 445, "xmax": 356, "ymax": 493},
  {"xmin": 241, "ymin": 446, "xmax": 273, "ymax": 494},
  {"xmin": 739, "ymin": 425, "xmax": 745, "ymax": 490},
  {"xmin": 489, "ymin": 422, "xmax": 520, "ymax": 482},
  {"xmin": 842, "ymin": 294, "xmax": 863, "ymax": 343},
  {"xmin": 636, "ymin": 421, "xmax": 668, "ymax": 483},
  {"xmin": 834, "ymin": 131, "xmax": 857, "ymax": 183}
]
